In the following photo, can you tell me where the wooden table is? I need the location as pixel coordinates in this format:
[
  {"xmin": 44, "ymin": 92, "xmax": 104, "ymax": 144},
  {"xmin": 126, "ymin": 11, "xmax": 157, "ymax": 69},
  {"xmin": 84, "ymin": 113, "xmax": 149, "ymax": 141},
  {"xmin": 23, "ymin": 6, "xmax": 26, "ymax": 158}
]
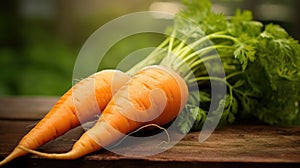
[{"xmin": 0, "ymin": 97, "xmax": 299, "ymax": 168}]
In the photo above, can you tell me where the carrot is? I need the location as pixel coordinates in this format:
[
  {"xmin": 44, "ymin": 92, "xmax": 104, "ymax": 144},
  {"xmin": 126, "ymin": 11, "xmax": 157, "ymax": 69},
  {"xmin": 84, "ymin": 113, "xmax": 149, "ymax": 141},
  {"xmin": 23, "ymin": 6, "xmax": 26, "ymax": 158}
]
[
  {"xmin": 0, "ymin": 70, "xmax": 130, "ymax": 166},
  {"xmin": 18, "ymin": 65, "xmax": 189, "ymax": 159}
]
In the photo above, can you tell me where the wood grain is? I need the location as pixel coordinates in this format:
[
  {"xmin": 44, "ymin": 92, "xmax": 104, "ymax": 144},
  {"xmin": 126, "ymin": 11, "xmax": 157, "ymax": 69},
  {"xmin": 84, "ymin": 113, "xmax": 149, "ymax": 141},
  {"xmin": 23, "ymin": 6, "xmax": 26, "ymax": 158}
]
[
  {"xmin": 0, "ymin": 97, "xmax": 58, "ymax": 120},
  {"xmin": 0, "ymin": 97, "xmax": 299, "ymax": 168}
]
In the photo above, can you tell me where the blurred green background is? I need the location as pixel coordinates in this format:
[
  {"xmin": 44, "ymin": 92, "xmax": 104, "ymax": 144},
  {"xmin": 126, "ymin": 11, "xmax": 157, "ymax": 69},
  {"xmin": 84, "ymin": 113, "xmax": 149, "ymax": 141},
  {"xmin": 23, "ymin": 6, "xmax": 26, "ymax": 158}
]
[{"xmin": 0, "ymin": 0, "xmax": 299, "ymax": 96}]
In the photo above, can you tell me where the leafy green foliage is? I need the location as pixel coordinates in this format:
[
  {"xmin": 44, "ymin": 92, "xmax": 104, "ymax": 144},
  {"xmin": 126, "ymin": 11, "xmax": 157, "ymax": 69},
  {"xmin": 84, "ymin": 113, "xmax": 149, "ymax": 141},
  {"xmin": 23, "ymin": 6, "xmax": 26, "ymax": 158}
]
[
  {"xmin": 191, "ymin": 0, "xmax": 299, "ymax": 128},
  {"xmin": 124, "ymin": 0, "xmax": 300, "ymax": 132},
  {"xmin": 245, "ymin": 24, "xmax": 300, "ymax": 125},
  {"xmin": 233, "ymin": 43, "xmax": 256, "ymax": 70},
  {"xmin": 175, "ymin": 90, "xmax": 209, "ymax": 134},
  {"xmin": 144, "ymin": 0, "xmax": 300, "ymax": 132}
]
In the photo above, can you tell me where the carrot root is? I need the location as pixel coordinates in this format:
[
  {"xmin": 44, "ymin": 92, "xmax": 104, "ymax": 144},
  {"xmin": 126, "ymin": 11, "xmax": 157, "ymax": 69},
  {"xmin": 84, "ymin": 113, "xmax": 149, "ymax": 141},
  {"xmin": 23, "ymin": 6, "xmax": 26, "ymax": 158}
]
[
  {"xmin": 8, "ymin": 65, "xmax": 189, "ymax": 161},
  {"xmin": 0, "ymin": 70, "xmax": 130, "ymax": 165},
  {"xmin": 108, "ymin": 123, "xmax": 170, "ymax": 149},
  {"xmin": 17, "ymin": 124, "xmax": 170, "ymax": 160},
  {"xmin": 17, "ymin": 146, "xmax": 78, "ymax": 160},
  {"xmin": 0, "ymin": 148, "xmax": 25, "ymax": 166}
]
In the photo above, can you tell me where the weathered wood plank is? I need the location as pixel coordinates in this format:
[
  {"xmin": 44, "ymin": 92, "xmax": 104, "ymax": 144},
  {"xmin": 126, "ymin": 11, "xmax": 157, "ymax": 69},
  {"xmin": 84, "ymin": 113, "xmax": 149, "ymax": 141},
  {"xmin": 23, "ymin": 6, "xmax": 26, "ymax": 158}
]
[
  {"xmin": 83, "ymin": 125, "xmax": 300, "ymax": 164},
  {"xmin": 0, "ymin": 97, "xmax": 299, "ymax": 167},
  {"xmin": 0, "ymin": 97, "xmax": 58, "ymax": 120},
  {"xmin": 0, "ymin": 119, "xmax": 299, "ymax": 167}
]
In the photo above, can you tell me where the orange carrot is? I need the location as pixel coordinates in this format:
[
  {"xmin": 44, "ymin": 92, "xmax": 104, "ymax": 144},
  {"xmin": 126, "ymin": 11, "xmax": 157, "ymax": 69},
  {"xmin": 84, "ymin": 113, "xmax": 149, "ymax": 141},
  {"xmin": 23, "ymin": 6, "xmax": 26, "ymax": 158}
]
[
  {"xmin": 0, "ymin": 70, "xmax": 130, "ymax": 166},
  {"xmin": 18, "ymin": 65, "xmax": 188, "ymax": 159}
]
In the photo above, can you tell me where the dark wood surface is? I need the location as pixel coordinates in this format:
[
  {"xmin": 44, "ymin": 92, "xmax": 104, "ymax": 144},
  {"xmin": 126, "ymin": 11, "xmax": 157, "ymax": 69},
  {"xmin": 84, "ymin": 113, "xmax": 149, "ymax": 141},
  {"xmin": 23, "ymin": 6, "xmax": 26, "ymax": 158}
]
[{"xmin": 0, "ymin": 97, "xmax": 299, "ymax": 168}]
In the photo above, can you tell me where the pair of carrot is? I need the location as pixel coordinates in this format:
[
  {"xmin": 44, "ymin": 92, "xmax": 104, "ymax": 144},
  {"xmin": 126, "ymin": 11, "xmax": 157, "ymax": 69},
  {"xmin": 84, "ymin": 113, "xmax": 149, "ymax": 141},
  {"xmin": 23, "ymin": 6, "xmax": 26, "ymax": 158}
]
[{"xmin": 0, "ymin": 65, "xmax": 188, "ymax": 165}]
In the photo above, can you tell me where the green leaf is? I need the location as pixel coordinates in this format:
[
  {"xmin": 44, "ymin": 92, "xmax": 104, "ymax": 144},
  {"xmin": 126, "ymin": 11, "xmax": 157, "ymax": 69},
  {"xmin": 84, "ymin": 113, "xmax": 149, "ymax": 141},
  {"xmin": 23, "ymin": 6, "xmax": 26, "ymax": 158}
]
[
  {"xmin": 232, "ymin": 9, "xmax": 253, "ymax": 21},
  {"xmin": 262, "ymin": 24, "xmax": 289, "ymax": 39},
  {"xmin": 233, "ymin": 43, "xmax": 256, "ymax": 70},
  {"xmin": 176, "ymin": 105, "xmax": 207, "ymax": 134},
  {"xmin": 232, "ymin": 79, "xmax": 245, "ymax": 88},
  {"xmin": 229, "ymin": 9, "xmax": 263, "ymax": 37}
]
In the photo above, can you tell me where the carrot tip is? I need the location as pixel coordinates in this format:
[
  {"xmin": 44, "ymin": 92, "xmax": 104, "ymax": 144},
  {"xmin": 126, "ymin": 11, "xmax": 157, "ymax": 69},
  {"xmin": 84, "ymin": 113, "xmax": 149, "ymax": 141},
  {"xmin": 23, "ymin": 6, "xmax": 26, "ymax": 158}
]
[
  {"xmin": 0, "ymin": 147, "xmax": 26, "ymax": 167},
  {"xmin": 17, "ymin": 146, "xmax": 77, "ymax": 160},
  {"xmin": 0, "ymin": 160, "xmax": 6, "ymax": 167}
]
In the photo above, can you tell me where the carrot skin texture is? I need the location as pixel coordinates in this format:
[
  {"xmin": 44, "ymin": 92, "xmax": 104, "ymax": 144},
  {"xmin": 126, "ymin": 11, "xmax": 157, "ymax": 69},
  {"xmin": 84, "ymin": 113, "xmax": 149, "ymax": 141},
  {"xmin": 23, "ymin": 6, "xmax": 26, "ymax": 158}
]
[
  {"xmin": 21, "ymin": 65, "xmax": 189, "ymax": 159},
  {"xmin": 0, "ymin": 70, "xmax": 130, "ymax": 166}
]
